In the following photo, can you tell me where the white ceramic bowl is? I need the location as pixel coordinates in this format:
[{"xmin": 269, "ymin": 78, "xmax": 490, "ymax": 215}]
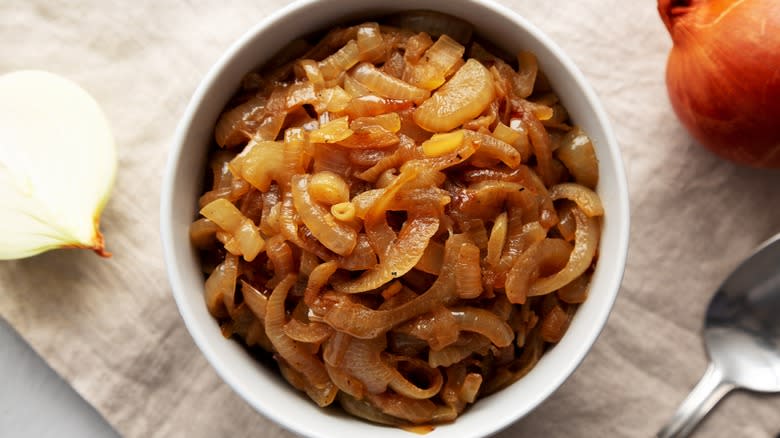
[{"xmin": 161, "ymin": 1, "xmax": 630, "ymax": 436}]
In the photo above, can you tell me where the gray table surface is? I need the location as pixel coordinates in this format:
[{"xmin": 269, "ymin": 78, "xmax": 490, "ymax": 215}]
[{"xmin": 0, "ymin": 317, "xmax": 119, "ymax": 438}]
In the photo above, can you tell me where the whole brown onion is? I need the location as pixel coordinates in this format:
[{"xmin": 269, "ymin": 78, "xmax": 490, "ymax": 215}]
[{"xmin": 659, "ymin": 0, "xmax": 780, "ymax": 168}]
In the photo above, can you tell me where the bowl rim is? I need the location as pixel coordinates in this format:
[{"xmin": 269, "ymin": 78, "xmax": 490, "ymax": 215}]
[{"xmin": 160, "ymin": 0, "xmax": 630, "ymax": 436}]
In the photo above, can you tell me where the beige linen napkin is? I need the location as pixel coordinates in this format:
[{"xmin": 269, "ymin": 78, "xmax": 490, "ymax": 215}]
[{"xmin": 1, "ymin": 1, "xmax": 779, "ymax": 437}]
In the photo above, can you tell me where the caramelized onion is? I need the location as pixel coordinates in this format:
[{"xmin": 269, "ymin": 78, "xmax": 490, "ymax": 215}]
[
  {"xmin": 194, "ymin": 16, "xmax": 605, "ymax": 428},
  {"xmin": 413, "ymin": 240, "xmax": 444, "ymax": 275},
  {"xmin": 303, "ymin": 260, "xmax": 339, "ymax": 307},
  {"xmin": 352, "ymin": 62, "xmax": 429, "ymax": 103},
  {"xmin": 486, "ymin": 212, "xmax": 507, "ymax": 268},
  {"xmin": 414, "ymin": 59, "xmax": 495, "ymax": 132},
  {"xmin": 242, "ymin": 280, "xmax": 268, "ymax": 321},
  {"xmin": 455, "ymin": 242, "xmax": 482, "ymax": 299},
  {"xmin": 405, "ymin": 34, "xmax": 465, "ymax": 90},
  {"xmin": 265, "ymin": 274, "xmax": 336, "ymax": 407},
  {"xmin": 529, "ymin": 208, "xmax": 599, "ymax": 297},
  {"xmin": 291, "ymin": 175, "xmax": 357, "ymax": 256},
  {"xmin": 334, "ymin": 212, "xmax": 439, "ymax": 293},
  {"xmin": 539, "ymin": 303, "xmax": 570, "ymax": 343},
  {"xmin": 356, "ymin": 22, "xmax": 386, "ymax": 63},
  {"xmin": 505, "ymin": 238, "xmax": 572, "ymax": 304},
  {"xmin": 549, "ymin": 183, "xmax": 604, "ymax": 217},
  {"xmin": 555, "ymin": 127, "xmax": 598, "ymax": 189},
  {"xmin": 319, "ymin": 39, "xmax": 360, "ymax": 80},
  {"xmin": 204, "ymin": 253, "xmax": 238, "ymax": 318},
  {"xmin": 428, "ymin": 333, "xmax": 491, "ymax": 368},
  {"xmin": 284, "ymin": 318, "xmax": 333, "ymax": 344},
  {"xmin": 385, "ymin": 355, "xmax": 444, "ymax": 399},
  {"xmin": 364, "ymin": 392, "xmax": 438, "ymax": 425},
  {"xmin": 450, "ymin": 307, "xmax": 514, "ymax": 347},
  {"xmin": 343, "ymin": 336, "xmax": 393, "ymax": 394},
  {"xmin": 323, "ymin": 234, "xmax": 466, "ymax": 338}
]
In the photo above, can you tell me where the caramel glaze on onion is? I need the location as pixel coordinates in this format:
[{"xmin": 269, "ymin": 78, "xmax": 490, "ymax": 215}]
[{"xmin": 190, "ymin": 11, "xmax": 603, "ymax": 428}]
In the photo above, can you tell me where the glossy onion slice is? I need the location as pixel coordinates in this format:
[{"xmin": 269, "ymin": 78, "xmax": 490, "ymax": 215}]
[{"xmin": 413, "ymin": 58, "xmax": 495, "ymax": 132}]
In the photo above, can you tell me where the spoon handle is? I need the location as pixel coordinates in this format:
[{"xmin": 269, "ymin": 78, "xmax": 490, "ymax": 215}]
[{"xmin": 657, "ymin": 363, "xmax": 735, "ymax": 438}]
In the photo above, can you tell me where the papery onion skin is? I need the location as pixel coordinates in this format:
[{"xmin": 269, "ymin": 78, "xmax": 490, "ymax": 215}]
[{"xmin": 659, "ymin": 0, "xmax": 780, "ymax": 168}]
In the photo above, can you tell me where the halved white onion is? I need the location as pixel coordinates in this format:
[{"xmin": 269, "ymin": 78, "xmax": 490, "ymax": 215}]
[{"xmin": 0, "ymin": 70, "xmax": 116, "ymax": 259}]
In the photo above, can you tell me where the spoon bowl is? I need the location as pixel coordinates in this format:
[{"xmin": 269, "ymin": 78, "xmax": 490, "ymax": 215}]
[{"xmin": 658, "ymin": 233, "xmax": 780, "ymax": 437}]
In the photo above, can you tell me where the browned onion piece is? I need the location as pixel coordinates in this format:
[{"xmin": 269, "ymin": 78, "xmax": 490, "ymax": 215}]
[
  {"xmin": 295, "ymin": 59, "xmax": 325, "ymax": 87},
  {"xmin": 486, "ymin": 212, "xmax": 507, "ymax": 268},
  {"xmin": 455, "ymin": 242, "xmax": 483, "ymax": 299},
  {"xmin": 214, "ymin": 94, "xmax": 267, "ymax": 148},
  {"xmin": 230, "ymin": 140, "xmax": 284, "ymax": 192},
  {"xmin": 529, "ymin": 208, "xmax": 599, "ymax": 297},
  {"xmin": 342, "ymin": 336, "xmax": 393, "ymax": 394},
  {"xmin": 460, "ymin": 372, "xmax": 483, "ymax": 403},
  {"xmin": 351, "ymin": 62, "xmax": 429, "ymax": 103},
  {"xmin": 323, "ymin": 330, "xmax": 350, "ymax": 367},
  {"xmin": 505, "ymin": 238, "xmax": 573, "ymax": 304},
  {"xmin": 312, "ymin": 143, "xmax": 354, "ymax": 177},
  {"xmin": 549, "ymin": 183, "xmax": 604, "ymax": 217},
  {"xmin": 291, "ymin": 175, "xmax": 357, "ymax": 256},
  {"xmin": 428, "ymin": 333, "xmax": 491, "ymax": 368},
  {"xmin": 557, "ymin": 271, "xmax": 591, "ymax": 304},
  {"xmin": 403, "ymin": 32, "xmax": 434, "ymax": 64},
  {"xmin": 395, "ymin": 307, "xmax": 459, "ymax": 351},
  {"xmin": 450, "ymin": 307, "xmax": 514, "ymax": 347},
  {"xmin": 555, "ymin": 126, "xmax": 598, "ymax": 189},
  {"xmin": 356, "ymin": 22, "xmax": 386, "ymax": 63},
  {"xmin": 303, "ymin": 260, "xmax": 339, "ymax": 308},
  {"xmin": 450, "ymin": 180, "xmax": 527, "ymax": 224},
  {"xmin": 322, "ymin": 234, "xmax": 466, "ymax": 338},
  {"xmin": 278, "ymin": 191, "xmax": 305, "ymax": 248},
  {"xmin": 338, "ymin": 234, "xmax": 378, "ymax": 271},
  {"xmin": 353, "ymin": 113, "xmax": 402, "ymax": 132},
  {"xmin": 259, "ymin": 185, "xmax": 281, "ymax": 236},
  {"xmin": 539, "ymin": 304, "xmax": 570, "ymax": 343},
  {"xmin": 413, "ymin": 240, "xmax": 443, "ymax": 275},
  {"xmin": 344, "ymin": 94, "xmax": 414, "ymax": 118},
  {"xmin": 516, "ymin": 100, "xmax": 556, "ymax": 187},
  {"xmin": 364, "ymin": 392, "xmax": 437, "ymax": 425},
  {"xmin": 242, "ymin": 279, "xmax": 268, "ymax": 321},
  {"xmin": 555, "ymin": 202, "xmax": 577, "ymax": 242},
  {"xmin": 465, "ymin": 130, "xmax": 521, "ymax": 168},
  {"xmin": 190, "ymin": 218, "xmax": 219, "ymax": 249},
  {"xmin": 494, "ymin": 220, "xmax": 546, "ymax": 281},
  {"xmin": 279, "ymin": 360, "xmax": 338, "ymax": 408},
  {"xmin": 357, "ymin": 136, "xmax": 418, "ymax": 183},
  {"xmin": 265, "ymin": 234, "xmax": 294, "ymax": 288},
  {"xmin": 284, "ymin": 318, "xmax": 333, "ymax": 344},
  {"xmin": 319, "ymin": 39, "xmax": 360, "ymax": 80},
  {"xmin": 337, "ymin": 124, "xmax": 400, "ymax": 149},
  {"xmin": 514, "ymin": 51, "xmax": 538, "ymax": 98},
  {"xmin": 380, "ymin": 49, "xmax": 406, "ymax": 78},
  {"xmin": 405, "ymin": 34, "xmax": 465, "ymax": 90},
  {"xmin": 385, "ymin": 355, "xmax": 444, "ymax": 399},
  {"xmin": 264, "ymin": 274, "xmax": 336, "ymax": 407},
  {"xmin": 414, "ymin": 59, "xmax": 495, "ymax": 132},
  {"xmin": 204, "ymin": 253, "xmax": 238, "ymax": 319},
  {"xmin": 334, "ymin": 212, "xmax": 439, "ymax": 293},
  {"xmin": 326, "ymin": 361, "xmax": 365, "ymax": 399},
  {"xmin": 200, "ymin": 198, "xmax": 265, "ymax": 262}
]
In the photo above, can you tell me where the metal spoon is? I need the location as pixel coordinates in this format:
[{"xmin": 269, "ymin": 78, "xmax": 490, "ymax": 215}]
[{"xmin": 657, "ymin": 233, "xmax": 780, "ymax": 438}]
